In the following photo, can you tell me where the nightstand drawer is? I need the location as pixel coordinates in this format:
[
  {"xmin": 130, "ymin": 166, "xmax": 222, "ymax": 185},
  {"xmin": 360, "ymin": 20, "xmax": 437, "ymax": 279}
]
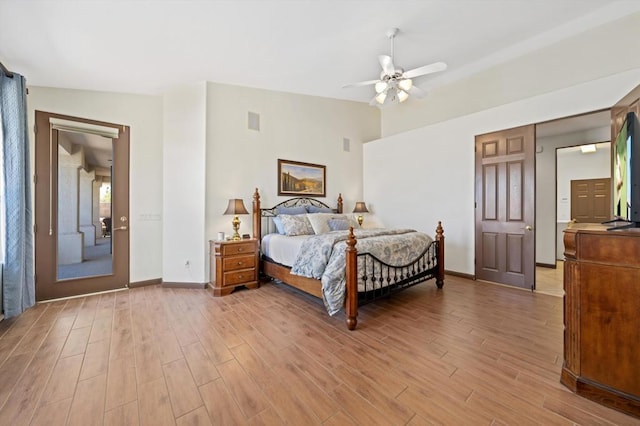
[
  {"xmin": 223, "ymin": 254, "xmax": 256, "ymax": 271},
  {"xmin": 223, "ymin": 269, "xmax": 256, "ymax": 286},
  {"xmin": 222, "ymin": 242, "xmax": 255, "ymax": 256}
]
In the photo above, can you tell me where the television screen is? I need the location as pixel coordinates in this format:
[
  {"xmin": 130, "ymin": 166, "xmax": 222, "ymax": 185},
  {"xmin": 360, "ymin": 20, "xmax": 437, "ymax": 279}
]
[
  {"xmin": 611, "ymin": 111, "xmax": 640, "ymax": 227},
  {"xmin": 613, "ymin": 117, "xmax": 630, "ymax": 220}
]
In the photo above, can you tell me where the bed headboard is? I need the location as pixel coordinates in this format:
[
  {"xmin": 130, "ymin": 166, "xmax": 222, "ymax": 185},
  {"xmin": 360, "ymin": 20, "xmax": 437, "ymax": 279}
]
[{"xmin": 252, "ymin": 188, "xmax": 343, "ymax": 240}]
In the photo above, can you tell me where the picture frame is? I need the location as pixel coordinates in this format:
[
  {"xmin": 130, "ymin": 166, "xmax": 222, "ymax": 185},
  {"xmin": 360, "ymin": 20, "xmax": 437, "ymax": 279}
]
[{"xmin": 278, "ymin": 159, "xmax": 326, "ymax": 197}]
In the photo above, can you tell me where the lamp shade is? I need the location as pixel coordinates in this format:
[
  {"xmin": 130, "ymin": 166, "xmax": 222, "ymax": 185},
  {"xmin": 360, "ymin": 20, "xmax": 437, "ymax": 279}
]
[
  {"xmin": 353, "ymin": 202, "xmax": 369, "ymax": 213},
  {"xmin": 223, "ymin": 199, "xmax": 249, "ymax": 215}
]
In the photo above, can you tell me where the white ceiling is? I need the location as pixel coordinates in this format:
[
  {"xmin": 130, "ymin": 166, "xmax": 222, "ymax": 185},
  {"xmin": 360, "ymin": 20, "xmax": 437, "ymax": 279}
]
[{"xmin": 1, "ymin": 0, "xmax": 639, "ymax": 104}]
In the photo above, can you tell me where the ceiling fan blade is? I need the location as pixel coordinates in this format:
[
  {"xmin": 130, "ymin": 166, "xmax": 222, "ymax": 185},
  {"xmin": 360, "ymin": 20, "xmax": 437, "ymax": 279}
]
[
  {"xmin": 342, "ymin": 79, "xmax": 380, "ymax": 89},
  {"xmin": 408, "ymin": 85, "xmax": 427, "ymax": 99},
  {"xmin": 403, "ymin": 62, "xmax": 447, "ymax": 79},
  {"xmin": 378, "ymin": 55, "xmax": 395, "ymax": 76}
]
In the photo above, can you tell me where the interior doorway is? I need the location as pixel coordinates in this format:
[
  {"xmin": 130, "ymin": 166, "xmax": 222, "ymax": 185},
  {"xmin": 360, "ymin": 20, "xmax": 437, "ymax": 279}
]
[
  {"xmin": 34, "ymin": 111, "xmax": 130, "ymax": 301},
  {"xmin": 534, "ymin": 110, "xmax": 611, "ymax": 296}
]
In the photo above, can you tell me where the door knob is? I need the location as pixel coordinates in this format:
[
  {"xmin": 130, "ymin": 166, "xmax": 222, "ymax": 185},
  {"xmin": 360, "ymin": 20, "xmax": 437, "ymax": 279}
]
[
  {"xmin": 113, "ymin": 226, "xmax": 128, "ymax": 231},
  {"xmin": 525, "ymin": 225, "xmax": 533, "ymax": 231},
  {"xmin": 120, "ymin": 216, "xmax": 128, "ymax": 222}
]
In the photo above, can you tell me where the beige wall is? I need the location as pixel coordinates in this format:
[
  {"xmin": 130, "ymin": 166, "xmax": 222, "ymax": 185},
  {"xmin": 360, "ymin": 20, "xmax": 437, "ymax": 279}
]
[
  {"xmin": 204, "ymin": 82, "xmax": 380, "ymax": 273},
  {"xmin": 27, "ymin": 83, "xmax": 379, "ymax": 286}
]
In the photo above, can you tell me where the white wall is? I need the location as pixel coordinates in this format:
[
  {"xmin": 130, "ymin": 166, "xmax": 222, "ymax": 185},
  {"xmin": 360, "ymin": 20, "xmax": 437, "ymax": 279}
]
[
  {"xmin": 381, "ymin": 12, "xmax": 640, "ymax": 137},
  {"xmin": 27, "ymin": 86, "xmax": 164, "ymax": 283},
  {"xmin": 204, "ymin": 82, "xmax": 380, "ymax": 278},
  {"xmin": 535, "ymin": 127, "xmax": 610, "ymax": 265},
  {"xmin": 162, "ymin": 83, "xmax": 207, "ymax": 284},
  {"xmin": 364, "ymin": 70, "xmax": 640, "ymax": 275}
]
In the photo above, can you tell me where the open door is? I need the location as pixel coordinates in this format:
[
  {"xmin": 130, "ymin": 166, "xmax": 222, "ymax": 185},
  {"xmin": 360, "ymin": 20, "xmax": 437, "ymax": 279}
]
[
  {"xmin": 34, "ymin": 111, "xmax": 130, "ymax": 300},
  {"xmin": 475, "ymin": 125, "xmax": 535, "ymax": 289}
]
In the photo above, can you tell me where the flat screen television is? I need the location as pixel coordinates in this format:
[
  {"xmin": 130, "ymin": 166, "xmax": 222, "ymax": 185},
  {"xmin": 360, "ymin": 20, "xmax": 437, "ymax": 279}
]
[{"xmin": 610, "ymin": 111, "xmax": 640, "ymax": 229}]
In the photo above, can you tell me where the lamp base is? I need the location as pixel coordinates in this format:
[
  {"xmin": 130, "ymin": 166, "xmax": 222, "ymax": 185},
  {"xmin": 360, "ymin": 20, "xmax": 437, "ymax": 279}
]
[{"xmin": 231, "ymin": 216, "xmax": 241, "ymax": 241}]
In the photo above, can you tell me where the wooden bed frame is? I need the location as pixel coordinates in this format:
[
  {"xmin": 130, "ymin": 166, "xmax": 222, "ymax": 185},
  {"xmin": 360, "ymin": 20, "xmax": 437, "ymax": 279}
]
[{"xmin": 252, "ymin": 188, "xmax": 444, "ymax": 330}]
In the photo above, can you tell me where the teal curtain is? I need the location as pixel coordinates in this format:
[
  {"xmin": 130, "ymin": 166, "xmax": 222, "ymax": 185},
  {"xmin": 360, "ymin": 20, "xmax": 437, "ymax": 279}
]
[{"xmin": 0, "ymin": 72, "xmax": 35, "ymax": 318}]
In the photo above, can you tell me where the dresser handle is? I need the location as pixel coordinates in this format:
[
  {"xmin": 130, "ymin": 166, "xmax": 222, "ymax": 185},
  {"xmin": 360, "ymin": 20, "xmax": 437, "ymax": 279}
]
[{"xmin": 237, "ymin": 261, "xmax": 243, "ymax": 265}]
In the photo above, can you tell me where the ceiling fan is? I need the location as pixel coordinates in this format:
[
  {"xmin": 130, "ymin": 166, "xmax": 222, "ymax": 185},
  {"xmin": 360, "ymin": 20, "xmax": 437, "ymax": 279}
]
[{"xmin": 343, "ymin": 28, "xmax": 447, "ymax": 107}]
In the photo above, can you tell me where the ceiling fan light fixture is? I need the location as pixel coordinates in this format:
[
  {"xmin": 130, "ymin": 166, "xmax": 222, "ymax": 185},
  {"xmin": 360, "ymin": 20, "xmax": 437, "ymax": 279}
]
[
  {"xmin": 398, "ymin": 78, "xmax": 412, "ymax": 92},
  {"xmin": 375, "ymin": 81, "xmax": 388, "ymax": 94},
  {"xmin": 397, "ymin": 90, "xmax": 409, "ymax": 103},
  {"xmin": 375, "ymin": 91, "xmax": 387, "ymax": 104}
]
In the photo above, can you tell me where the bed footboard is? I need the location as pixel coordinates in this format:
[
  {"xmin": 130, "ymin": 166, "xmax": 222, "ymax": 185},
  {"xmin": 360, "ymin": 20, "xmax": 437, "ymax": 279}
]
[{"xmin": 345, "ymin": 222, "xmax": 445, "ymax": 330}]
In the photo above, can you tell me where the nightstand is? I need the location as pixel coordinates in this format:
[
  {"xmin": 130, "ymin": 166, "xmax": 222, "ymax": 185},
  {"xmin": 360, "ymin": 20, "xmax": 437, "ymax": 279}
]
[{"xmin": 209, "ymin": 239, "xmax": 259, "ymax": 296}]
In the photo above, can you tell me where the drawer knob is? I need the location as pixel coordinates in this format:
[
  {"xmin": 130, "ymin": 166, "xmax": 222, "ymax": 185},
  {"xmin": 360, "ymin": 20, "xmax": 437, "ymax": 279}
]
[
  {"xmin": 238, "ymin": 261, "xmax": 243, "ymax": 265},
  {"xmin": 238, "ymin": 248, "xmax": 243, "ymax": 251}
]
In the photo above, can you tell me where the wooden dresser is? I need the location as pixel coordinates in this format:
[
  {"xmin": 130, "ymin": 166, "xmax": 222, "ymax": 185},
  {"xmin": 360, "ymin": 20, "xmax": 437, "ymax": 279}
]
[
  {"xmin": 209, "ymin": 239, "xmax": 259, "ymax": 296},
  {"xmin": 562, "ymin": 224, "xmax": 640, "ymax": 418}
]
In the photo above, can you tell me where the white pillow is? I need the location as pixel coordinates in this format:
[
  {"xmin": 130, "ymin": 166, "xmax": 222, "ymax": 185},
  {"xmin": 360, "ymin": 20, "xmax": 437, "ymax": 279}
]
[
  {"xmin": 307, "ymin": 213, "xmax": 348, "ymax": 234},
  {"xmin": 358, "ymin": 213, "xmax": 384, "ymax": 229},
  {"xmin": 279, "ymin": 214, "xmax": 314, "ymax": 236}
]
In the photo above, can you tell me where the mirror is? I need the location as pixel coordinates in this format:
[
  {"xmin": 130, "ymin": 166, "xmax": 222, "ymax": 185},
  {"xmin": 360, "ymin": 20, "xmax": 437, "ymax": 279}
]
[{"xmin": 56, "ymin": 130, "xmax": 113, "ymax": 280}]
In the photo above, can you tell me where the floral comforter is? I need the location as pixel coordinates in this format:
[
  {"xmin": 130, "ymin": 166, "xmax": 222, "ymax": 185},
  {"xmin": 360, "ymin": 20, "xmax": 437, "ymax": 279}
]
[{"xmin": 290, "ymin": 229, "xmax": 433, "ymax": 315}]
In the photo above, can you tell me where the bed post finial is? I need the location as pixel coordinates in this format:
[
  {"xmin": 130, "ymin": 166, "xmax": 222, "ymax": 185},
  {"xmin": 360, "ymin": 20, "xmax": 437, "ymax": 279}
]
[
  {"xmin": 435, "ymin": 221, "xmax": 445, "ymax": 289},
  {"xmin": 337, "ymin": 193, "xmax": 343, "ymax": 214},
  {"xmin": 345, "ymin": 226, "xmax": 358, "ymax": 330},
  {"xmin": 253, "ymin": 188, "xmax": 261, "ymax": 240}
]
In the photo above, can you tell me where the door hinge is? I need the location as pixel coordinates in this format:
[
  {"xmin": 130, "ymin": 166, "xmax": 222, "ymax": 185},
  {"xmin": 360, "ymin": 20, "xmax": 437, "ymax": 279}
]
[
  {"xmin": 33, "ymin": 224, "xmax": 37, "ymax": 234},
  {"xmin": 474, "ymin": 201, "xmax": 477, "ymax": 208},
  {"xmin": 33, "ymin": 124, "xmax": 37, "ymax": 134},
  {"xmin": 33, "ymin": 174, "xmax": 37, "ymax": 184}
]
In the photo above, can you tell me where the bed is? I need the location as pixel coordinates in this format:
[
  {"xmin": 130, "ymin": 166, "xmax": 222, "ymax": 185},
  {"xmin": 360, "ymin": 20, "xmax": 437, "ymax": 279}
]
[{"xmin": 251, "ymin": 188, "xmax": 444, "ymax": 330}]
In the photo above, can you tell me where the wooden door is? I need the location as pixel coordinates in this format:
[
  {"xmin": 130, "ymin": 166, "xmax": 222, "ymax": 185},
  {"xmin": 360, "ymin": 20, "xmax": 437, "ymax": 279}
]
[
  {"xmin": 34, "ymin": 111, "xmax": 130, "ymax": 300},
  {"xmin": 475, "ymin": 125, "xmax": 536, "ymax": 289},
  {"xmin": 571, "ymin": 178, "xmax": 611, "ymax": 224}
]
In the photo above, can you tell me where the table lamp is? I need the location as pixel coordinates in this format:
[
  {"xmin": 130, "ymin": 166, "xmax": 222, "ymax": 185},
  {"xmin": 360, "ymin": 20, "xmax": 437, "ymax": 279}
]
[
  {"xmin": 353, "ymin": 201, "xmax": 369, "ymax": 226},
  {"xmin": 223, "ymin": 199, "xmax": 249, "ymax": 241}
]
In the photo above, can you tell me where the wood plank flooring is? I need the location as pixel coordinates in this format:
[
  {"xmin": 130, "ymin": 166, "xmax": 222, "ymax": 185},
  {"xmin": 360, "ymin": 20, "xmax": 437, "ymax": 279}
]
[
  {"xmin": 536, "ymin": 261, "xmax": 564, "ymax": 297},
  {"xmin": 0, "ymin": 276, "xmax": 638, "ymax": 425}
]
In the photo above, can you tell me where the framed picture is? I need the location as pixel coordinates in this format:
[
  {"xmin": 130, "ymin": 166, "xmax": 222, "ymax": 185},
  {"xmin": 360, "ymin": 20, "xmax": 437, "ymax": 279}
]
[{"xmin": 278, "ymin": 159, "xmax": 326, "ymax": 197}]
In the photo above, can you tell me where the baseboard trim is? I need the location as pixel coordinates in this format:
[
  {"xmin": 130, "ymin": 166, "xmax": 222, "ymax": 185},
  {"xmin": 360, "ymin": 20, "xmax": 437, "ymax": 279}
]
[
  {"xmin": 129, "ymin": 278, "xmax": 162, "ymax": 288},
  {"xmin": 536, "ymin": 262, "xmax": 557, "ymax": 269},
  {"xmin": 161, "ymin": 281, "xmax": 208, "ymax": 289},
  {"xmin": 445, "ymin": 270, "xmax": 475, "ymax": 280}
]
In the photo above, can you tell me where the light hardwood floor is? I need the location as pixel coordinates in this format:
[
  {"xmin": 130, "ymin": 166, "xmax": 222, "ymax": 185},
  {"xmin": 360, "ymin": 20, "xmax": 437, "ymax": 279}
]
[
  {"xmin": 536, "ymin": 261, "xmax": 564, "ymax": 297},
  {"xmin": 0, "ymin": 276, "xmax": 638, "ymax": 425}
]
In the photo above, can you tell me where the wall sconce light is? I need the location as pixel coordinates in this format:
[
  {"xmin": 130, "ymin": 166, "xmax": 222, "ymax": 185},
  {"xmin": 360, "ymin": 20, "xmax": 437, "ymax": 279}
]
[
  {"xmin": 223, "ymin": 199, "xmax": 249, "ymax": 240},
  {"xmin": 353, "ymin": 201, "xmax": 369, "ymax": 226}
]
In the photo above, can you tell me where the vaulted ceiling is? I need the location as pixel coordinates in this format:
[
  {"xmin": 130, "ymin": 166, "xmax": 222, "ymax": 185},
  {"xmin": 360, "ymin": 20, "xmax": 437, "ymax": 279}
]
[{"xmin": 2, "ymin": 1, "xmax": 638, "ymax": 104}]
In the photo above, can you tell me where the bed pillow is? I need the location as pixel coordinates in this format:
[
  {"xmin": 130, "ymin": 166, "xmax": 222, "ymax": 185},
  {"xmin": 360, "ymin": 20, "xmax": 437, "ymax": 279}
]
[
  {"xmin": 328, "ymin": 218, "xmax": 351, "ymax": 231},
  {"xmin": 307, "ymin": 205, "xmax": 333, "ymax": 214},
  {"xmin": 279, "ymin": 214, "xmax": 314, "ymax": 236},
  {"xmin": 272, "ymin": 216, "xmax": 285, "ymax": 234},
  {"xmin": 307, "ymin": 213, "xmax": 348, "ymax": 234},
  {"xmin": 276, "ymin": 205, "xmax": 307, "ymax": 215}
]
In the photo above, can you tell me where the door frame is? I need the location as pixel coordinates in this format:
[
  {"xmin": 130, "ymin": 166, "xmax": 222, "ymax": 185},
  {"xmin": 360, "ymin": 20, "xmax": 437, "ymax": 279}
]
[{"xmin": 34, "ymin": 111, "xmax": 130, "ymax": 301}]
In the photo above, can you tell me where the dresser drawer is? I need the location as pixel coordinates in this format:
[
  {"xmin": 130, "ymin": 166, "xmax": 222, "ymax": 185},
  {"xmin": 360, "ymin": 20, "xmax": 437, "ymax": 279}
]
[
  {"xmin": 223, "ymin": 269, "xmax": 256, "ymax": 286},
  {"xmin": 223, "ymin": 254, "xmax": 256, "ymax": 271},
  {"xmin": 221, "ymin": 242, "xmax": 255, "ymax": 256}
]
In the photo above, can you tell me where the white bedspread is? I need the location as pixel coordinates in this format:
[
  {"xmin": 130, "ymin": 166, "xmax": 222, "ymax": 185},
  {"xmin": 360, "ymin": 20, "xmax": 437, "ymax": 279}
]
[{"xmin": 261, "ymin": 234, "xmax": 310, "ymax": 267}]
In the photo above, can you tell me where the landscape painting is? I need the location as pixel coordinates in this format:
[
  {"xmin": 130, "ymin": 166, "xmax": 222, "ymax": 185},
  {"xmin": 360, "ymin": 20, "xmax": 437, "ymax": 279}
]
[{"xmin": 278, "ymin": 159, "xmax": 326, "ymax": 197}]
